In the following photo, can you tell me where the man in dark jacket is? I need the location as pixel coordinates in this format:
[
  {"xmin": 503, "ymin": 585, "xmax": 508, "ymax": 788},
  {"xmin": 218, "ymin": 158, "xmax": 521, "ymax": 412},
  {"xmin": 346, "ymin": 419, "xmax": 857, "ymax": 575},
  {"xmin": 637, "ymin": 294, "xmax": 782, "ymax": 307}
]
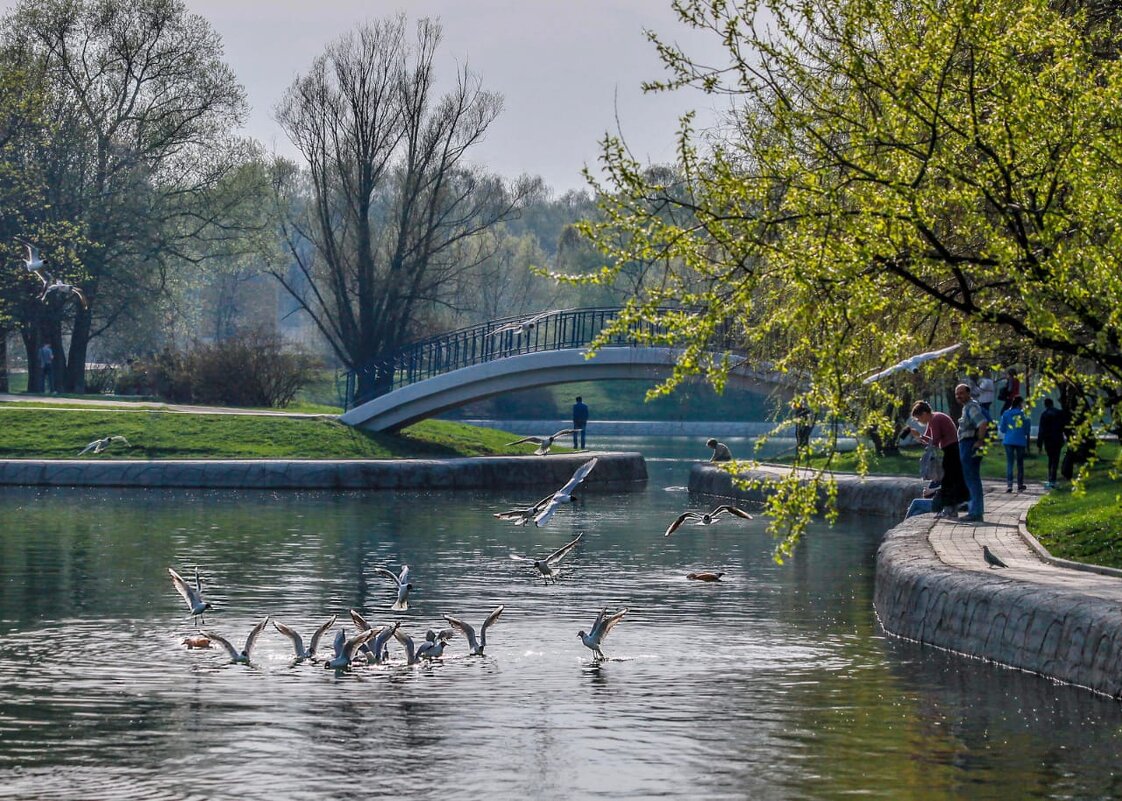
[
  {"xmin": 571, "ymin": 396, "xmax": 589, "ymax": 448},
  {"xmin": 1036, "ymin": 397, "xmax": 1067, "ymax": 488}
]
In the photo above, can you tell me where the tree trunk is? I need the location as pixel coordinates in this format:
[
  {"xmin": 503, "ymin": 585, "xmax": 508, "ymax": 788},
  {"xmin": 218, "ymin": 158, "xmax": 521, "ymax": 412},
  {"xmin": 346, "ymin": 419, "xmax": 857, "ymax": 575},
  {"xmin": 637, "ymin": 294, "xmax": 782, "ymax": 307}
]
[
  {"xmin": 19, "ymin": 325, "xmax": 42, "ymax": 393},
  {"xmin": 66, "ymin": 304, "xmax": 92, "ymax": 393},
  {"xmin": 0, "ymin": 331, "xmax": 7, "ymax": 393}
]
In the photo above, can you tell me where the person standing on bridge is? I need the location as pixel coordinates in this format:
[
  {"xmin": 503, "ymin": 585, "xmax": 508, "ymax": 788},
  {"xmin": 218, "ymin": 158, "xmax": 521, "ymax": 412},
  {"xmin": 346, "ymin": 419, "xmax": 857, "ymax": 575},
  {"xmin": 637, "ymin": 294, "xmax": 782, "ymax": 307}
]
[{"xmin": 572, "ymin": 396, "xmax": 589, "ymax": 449}]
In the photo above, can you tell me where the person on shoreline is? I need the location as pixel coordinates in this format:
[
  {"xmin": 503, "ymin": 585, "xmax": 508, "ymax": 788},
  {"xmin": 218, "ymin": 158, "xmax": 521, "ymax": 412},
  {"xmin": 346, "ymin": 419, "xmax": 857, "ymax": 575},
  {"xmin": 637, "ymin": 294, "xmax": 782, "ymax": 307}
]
[
  {"xmin": 955, "ymin": 382, "xmax": 989, "ymax": 523},
  {"xmin": 1036, "ymin": 397, "xmax": 1068, "ymax": 489},
  {"xmin": 706, "ymin": 438, "xmax": 733, "ymax": 462},
  {"xmin": 571, "ymin": 396, "xmax": 589, "ymax": 449},
  {"xmin": 999, "ymin": 395, "xmax": 1028, "ymax": 493},
  {"xmin": 38, "ymin": 342, "xmax": 54, "ymax": 394},
  {"xmin": 900, "ymin": 400, "xmax": 968, "ymax": 519}
]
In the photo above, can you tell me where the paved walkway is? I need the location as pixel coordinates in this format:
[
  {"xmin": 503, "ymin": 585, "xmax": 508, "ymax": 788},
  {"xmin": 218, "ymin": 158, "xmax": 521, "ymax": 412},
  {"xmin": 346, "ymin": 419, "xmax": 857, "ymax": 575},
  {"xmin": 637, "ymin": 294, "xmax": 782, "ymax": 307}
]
[
  {"xmin": 0, "ymin": 393, "xmax": 337, "ymax": 418},
  {"xmin": 927, "ymin": 481, "xmax": 1122, "ymax": 602}
]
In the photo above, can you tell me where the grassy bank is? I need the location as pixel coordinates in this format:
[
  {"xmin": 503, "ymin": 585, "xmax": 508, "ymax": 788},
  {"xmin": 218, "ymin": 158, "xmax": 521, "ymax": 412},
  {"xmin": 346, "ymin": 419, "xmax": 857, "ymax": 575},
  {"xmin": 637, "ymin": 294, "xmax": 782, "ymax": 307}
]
[{"xmin": 0, "ymin": 406, "xmax": 530, "ymax": 459}]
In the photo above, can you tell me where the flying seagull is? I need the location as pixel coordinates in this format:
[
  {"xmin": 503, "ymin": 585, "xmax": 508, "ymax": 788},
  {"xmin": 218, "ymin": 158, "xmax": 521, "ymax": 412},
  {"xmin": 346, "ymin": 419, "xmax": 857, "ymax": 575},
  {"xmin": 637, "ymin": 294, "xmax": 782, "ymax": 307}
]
[
  {"xmin": 442, "ymin": 605, "xmax": 505, "ymax": 656},
  {"xmin": 664, "ymin": 505, "xmax": 754, "ymax": 537},
  {"xmin": 273, "ymin": 614, "xmax": 338, "ymax": 661},
  {"xmin": 204, "ymin": 617, "xmax": 270, "ymax": 665},
  {"xmin": 982, "ymin": 545, "xmax": 1008, "ymax": 569},
  {"xmin": 511, "ymin": 533, "xmax": 583, "ymax": 584},
  {"xmin": 493, "ymin": 457, "xmax": 598, "ymax": 527},
  {"xmin": 323, "ymin": 627, "xmax": 377, "ymax": 670},
  {"xmin": 39, "ymin": 277, "xmax": 88, "ymax": 309},
  {"xmin": 168, "ymin": 566, "xmax": 212, "ymax": 627},
  {"xmin": 507, "ymin": 428, "xmax": 579, "ymax": 455},
  {"xmin": 19, "ymin": 241, "xmax": 44, "ymax": 273},
  {"xmin": 78, "ymin": 435, "xmax": 130, "ymax": 456},
  {"xmin": 578, "ymin": 607, "xmax": 629, "ymax": 661},
  {"xmin": 373, "ymin": 565, "xmax": 413, "ymax": 611},
  {"xmin": 861, "ymin": 343, "xmax": 963, "ymax": 385},
  {"xmin": 491, "ymin": 310, "xmax": 555, "ymax": 339}
]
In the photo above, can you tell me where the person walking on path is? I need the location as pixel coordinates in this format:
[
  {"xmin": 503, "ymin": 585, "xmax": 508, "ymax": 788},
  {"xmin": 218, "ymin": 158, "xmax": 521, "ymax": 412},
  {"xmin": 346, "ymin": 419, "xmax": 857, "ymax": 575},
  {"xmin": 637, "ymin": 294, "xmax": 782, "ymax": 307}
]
[
  {"xmin": 901, "ymin": 400, "xmax": 968, "ymax": 519},
  {"xmin": 955, "ymin": 382, "xmax": 990, "ymax": 523},
  {"xmin": 571, "ymin": 396, "xmax": 589, "ymax": 449},
  {"xmin": 1036, "ymin": 397, "xmax": 1068, "ymax": 488},
  {"xmin": 999, "ymin": 395, "xmax": 1029, "ymax": 493},
  {"xmin": 965, "ymin": 371, "xmax": 995, "ymax": 418},
  {"xmin": 38, "ymin": 342, "xmax": 54, "ymax": 394},
  {"xmin": 706, "ymin": 438, "xmax": 733, "ymax": 462}
]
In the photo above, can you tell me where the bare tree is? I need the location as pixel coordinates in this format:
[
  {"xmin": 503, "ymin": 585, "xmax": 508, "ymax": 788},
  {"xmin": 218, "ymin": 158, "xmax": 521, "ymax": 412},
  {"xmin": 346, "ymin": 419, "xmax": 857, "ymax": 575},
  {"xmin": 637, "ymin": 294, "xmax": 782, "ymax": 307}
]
[{"xmin": 272, "ymin": 15, "xmax": 525, "ymax": 399}]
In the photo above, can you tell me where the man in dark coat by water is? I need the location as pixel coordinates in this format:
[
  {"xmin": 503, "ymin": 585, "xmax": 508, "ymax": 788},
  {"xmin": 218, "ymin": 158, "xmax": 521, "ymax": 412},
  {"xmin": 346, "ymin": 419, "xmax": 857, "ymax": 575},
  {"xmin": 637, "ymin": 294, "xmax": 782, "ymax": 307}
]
[{"xmin": 572, "ymin": 396, "xmax": 589, "ymax": 449}]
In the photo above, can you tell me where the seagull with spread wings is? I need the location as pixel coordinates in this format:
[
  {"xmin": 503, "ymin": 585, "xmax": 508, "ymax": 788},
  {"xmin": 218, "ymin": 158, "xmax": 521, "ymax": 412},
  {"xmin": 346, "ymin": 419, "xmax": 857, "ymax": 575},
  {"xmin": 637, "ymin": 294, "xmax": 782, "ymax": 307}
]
[
  {"xmin": 664, "ymin": 505, "xmax": 754, "ymax": 537},
  {"xmin": 272, "ymin": 615, "xmax": 338, "ymax": 661},
  {"xmin": 348, "ymin": 610, "xmax": 401, "ymax": 663},
  {"xmin": 168, "ymin": 566, "xmax": 212, "ymax": 627},
  {"xmin": 442, "ymin": 605, "xmax": 505, "ymax": 656},
  {"xmin": 511, "ymin": 533, "xmax": 583, "ymax": 584},
  {"xmin": 373, "ymin": 565, "xmax": 413, "ymax": 611},
  {"xmin": 861, "ymin": 343, "xmax": 963, "ymax": 385},
  {"xmin": 490, "ymin": 310, "xmax": 555, "ymax": 339},
  {"xmin": 323, "ymin": 627, "xmax": 377, "ymax": 670},
  {"xmin": 78, "ymin": 435, "xmax": 130, "ymax": 456},
  {"xmin": 493, "ymin": 457, "xmax": 598, "ymax": 527},
  {"xmin": 39, "ymin": 277, "xmax": 88, "ymax": 309},
  {"xmin": 19, "ymin": 240, "xmax": 44, "ymax": 274},
  {"xmin": 204, "ymin": 617, "xmax": 270, "ymax": 665},
  {"xmin": 578, "ymin": 607, "xmax": 629, "ymax": 660},
  {"xmin": 507, "ymin": 428, "xmax": 579, "ymax": 455}
]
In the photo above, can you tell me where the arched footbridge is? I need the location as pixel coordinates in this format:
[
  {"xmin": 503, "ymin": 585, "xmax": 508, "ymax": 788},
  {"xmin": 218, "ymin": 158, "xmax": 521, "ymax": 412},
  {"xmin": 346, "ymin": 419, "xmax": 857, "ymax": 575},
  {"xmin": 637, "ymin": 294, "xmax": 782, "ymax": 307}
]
[{"xmin": 341, "ymin": 307, "xmax": 792, "ymax": 431}]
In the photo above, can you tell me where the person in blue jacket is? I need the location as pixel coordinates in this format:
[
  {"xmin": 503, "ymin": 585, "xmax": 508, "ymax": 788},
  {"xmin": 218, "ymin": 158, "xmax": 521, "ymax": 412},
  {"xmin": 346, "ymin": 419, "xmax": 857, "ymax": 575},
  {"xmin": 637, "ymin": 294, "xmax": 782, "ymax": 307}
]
[{"xmin": 999, "ymin": 395, "xmax": 1029, "ymax": 493}]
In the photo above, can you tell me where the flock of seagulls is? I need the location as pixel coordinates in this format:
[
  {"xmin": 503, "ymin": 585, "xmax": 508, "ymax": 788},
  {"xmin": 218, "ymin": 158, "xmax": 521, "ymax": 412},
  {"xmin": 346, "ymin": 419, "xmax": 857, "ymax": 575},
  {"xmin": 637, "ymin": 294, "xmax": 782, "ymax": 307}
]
[
  {"xmin": 169, "ymin": 446, "xmax": 759, "ymax": 667},
  {"xmin": 20, "ymin": 241, "xmax": 88, "ymax": 309}
]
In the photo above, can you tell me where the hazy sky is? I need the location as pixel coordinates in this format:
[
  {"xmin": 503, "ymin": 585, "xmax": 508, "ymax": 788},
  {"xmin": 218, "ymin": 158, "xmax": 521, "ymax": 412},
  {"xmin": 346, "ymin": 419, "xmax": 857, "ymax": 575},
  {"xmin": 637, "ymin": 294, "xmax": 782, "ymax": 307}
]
[{"xmin": 0, "ymin": 1, "xmax": 729, "ymax": 193}]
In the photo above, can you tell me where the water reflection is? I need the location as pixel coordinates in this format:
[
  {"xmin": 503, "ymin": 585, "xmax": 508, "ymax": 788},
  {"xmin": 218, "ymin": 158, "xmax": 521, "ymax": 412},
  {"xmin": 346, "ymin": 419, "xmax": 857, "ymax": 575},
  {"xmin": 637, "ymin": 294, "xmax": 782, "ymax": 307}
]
[{"xmin": 0, "ymin": 445, "xmax": 1119, "ymax": 800}]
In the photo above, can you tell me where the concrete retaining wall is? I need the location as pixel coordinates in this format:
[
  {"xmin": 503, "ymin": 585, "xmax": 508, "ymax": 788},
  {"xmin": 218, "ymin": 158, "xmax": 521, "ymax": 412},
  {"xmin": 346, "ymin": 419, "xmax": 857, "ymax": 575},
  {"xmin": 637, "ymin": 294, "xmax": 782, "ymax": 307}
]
[
  {"xmin": 0, "ymin": 451, "xmax": 646, "ymax": 491},
  {"xmin": 875, "ymin": 517, "xmax": 1122, "ymax": 697},
  {"xmin": 688, "ymin": 463, "xmax": 925, "ymax": 518}
]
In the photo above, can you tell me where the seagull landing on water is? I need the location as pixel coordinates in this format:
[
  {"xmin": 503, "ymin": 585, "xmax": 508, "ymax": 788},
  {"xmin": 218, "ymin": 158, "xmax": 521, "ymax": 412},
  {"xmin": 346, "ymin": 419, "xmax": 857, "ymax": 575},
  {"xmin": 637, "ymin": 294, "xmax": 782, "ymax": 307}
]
[
  {"xmin": 348, "ymin": 610, "xmax": 400, "ymax": 663},
  {"xmin": 373, "ymin": 565, "xmax": 413, "ymax": 611},
  {"xmin": 494, "ymin": 457, "xmax": 598, "ymax": 527},
  {"xmin": 664, "ymin": 505, "xmax": 753, "ymax": 537},
  {"xmin": 78, "ymin": 435, "xmax": 130, "ymax": 456},
  {"xmin": 982, "ymin": 545, "xmax": 1008, "ymax": 569},
  {"xmin": 273, "ymin": 615, "xmax": 338, "ymax": 661},
  {"xmin": 511, "ymin": 533, "xmax": 583, "ymax": 584},
  {"xmin": 442, "ymin": 606, "xmax": 504, "ymax": 656},
  {"xmin": 507, "ymin": 428, "xmax": 579, "ymax": 455},
  {"xmin": 861, "ymin": 343, "xmax": 963, "ymax": 385},
  {"xmin": 168, "ymin": 566, "xmax": 212, "ymax": 627},
  {"xmin": 578, "ymin": 607, "xmax": 629, "ymax": 661},
  {"xmin": 392, "ymin": 627, "xmax": 450, "ymax": 664},
  {"xmin": 204, "ymin": 617, "xmax": 270, "ymax": 665},
  {"xmin": 323, "ymin": 627, "xmax": 377, "ymax": 670},
  {"xmin": 18, "ymin": 241, "xmax": 44, "ymax": 274}
]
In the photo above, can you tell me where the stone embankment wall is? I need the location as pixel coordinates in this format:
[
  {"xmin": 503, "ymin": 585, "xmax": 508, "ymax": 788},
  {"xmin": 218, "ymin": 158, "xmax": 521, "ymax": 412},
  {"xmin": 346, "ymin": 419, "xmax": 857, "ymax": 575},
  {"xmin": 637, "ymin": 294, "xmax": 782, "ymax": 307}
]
[
  {"xmin": 875, "ymin": 517, "xmax": 1122, "ymax": 698},
  {"xmin": 0, "ymin": 451, "xmax": 646, "ymax": 491},
  {"xmin": 688, "ymin": 463, "xmax": 925, "ymax": 518}
]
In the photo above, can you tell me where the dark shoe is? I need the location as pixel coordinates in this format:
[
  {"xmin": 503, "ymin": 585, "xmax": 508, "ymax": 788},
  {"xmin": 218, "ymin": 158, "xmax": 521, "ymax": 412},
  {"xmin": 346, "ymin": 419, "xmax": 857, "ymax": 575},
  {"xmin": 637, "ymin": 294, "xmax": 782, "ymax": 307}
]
[
  {"xmin": 1005, "ymin": 486, "xmax": 1013, "ymax": 493},
  {"xmin": 1018, "ymin": 485, "xmax": 1027, "ymax": 492}
]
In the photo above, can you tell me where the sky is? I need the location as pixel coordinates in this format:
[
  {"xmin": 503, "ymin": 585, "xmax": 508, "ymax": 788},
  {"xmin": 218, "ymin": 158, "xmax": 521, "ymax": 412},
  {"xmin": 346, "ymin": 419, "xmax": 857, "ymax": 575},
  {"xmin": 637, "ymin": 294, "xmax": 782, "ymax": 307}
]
[{"xmin": 0, "ymin": 0, "xmax": 728, "ymax": 194}]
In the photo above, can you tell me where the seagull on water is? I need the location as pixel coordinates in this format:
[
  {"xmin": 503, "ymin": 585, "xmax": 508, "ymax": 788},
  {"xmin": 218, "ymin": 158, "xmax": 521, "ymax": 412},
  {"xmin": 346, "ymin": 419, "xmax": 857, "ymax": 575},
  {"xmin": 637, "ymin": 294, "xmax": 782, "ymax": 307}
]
[
  {"xmin": 664, "ymin": 505, "xmax": 753, "ymax": 536},
  {"xmin": 168, "ymin": 566, "xmax": 212, "ymax": 627},
  {"xmin": 392, "ymin": 627, "xmax": 449, "ymax": 664},
  {"xmin": 348, "ymin": 610, "xmax": 400, "ymax": 663},
  {"xmin": 861, "ymin": 343, "xmax": 963, "ymax": 385},
  {"xmin": 273, "ymin": 614, "xmax": 338, "ymax": 660},
  {"xmin": 78, "ymin": 435, "xmax": 130, "ymax": 456},
  {"xmin": 204, "ymin": 617, "xmax": 270, "ymax": 665},
  {"xmin": 507, "ymin": 428, "xmax": 579, "ymax": 456},
  {"xmin": 373, "ymin": 565, "xmax": 413, "ymax": 611},
  {"xmin": 323, "ymin": 627, "xmax": 378, "ymax": 670},
  {"xmin": 442, "ymin": 606, "xmax": 504, "ymax": 656},
  {"xmin": 511, "ymin": 533, "xmax": 583, "ymax": 584},
  {"xmin": 982, "ymin": 545, "xmax": 1008, "ymax": 569},
  {"xmin": 578, "ymin": 607, "xmax": 629, "ymax": 661}
]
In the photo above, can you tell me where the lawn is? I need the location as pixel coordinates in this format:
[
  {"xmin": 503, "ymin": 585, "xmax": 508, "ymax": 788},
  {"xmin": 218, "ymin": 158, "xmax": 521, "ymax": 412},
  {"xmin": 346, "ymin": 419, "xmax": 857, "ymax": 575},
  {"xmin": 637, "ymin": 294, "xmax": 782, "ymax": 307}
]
[{"xmin": 0, "ymin": 406, "xmax": 531, "ymax": 459}]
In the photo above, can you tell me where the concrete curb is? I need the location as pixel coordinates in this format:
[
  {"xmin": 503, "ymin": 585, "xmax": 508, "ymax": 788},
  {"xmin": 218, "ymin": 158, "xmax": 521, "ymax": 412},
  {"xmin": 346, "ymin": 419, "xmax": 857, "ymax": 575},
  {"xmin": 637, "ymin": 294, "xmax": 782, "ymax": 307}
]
[{"xmin": 1016, "ymin": 512, "xmax": 1122, "ymax": 579}]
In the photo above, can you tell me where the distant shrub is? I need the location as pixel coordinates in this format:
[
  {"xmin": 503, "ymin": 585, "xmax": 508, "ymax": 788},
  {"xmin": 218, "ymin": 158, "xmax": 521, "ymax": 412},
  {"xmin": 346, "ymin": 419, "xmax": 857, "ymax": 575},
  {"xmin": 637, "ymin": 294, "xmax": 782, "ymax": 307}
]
[{"xmin": 84, "ymin": 365, "xmax": 119, "ymax": 395}]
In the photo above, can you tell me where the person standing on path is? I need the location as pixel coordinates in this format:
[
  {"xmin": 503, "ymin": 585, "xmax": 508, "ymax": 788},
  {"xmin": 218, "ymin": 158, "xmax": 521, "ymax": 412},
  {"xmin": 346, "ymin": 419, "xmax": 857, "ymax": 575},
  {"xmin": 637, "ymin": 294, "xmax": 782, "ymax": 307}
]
[
  {"xmin": 38, "ymin": 342, "xmax": 54, "ymax": 394},
  {"xmin": 901, "ymin": 400, "xmax": 968, "ymax": 519},
  {"xmin": 955, "ymin": 382, "xmax": 990, "ymax": 523},
  {"xmin": 571, "ymin": 396, "xmax": 589, "ymax": 449},
  {"xmin": 1036, "ymin": 397, "xmax": 1068, "ymax": 488},
  {"xmin": 965, "ymin": 371, "xmax": 995, "ymax": 418},
  {"xmin": 999, "ymin": 395, "xmax": 1029, "ymax": 493}
]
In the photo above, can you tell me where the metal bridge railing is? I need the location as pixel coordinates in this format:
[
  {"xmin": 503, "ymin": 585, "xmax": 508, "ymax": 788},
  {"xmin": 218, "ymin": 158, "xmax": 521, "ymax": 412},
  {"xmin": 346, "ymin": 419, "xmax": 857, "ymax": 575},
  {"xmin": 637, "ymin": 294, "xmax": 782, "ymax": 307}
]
[{"xmin": 344, "ymin": 307, "xmax": 731, "ymax": 409}]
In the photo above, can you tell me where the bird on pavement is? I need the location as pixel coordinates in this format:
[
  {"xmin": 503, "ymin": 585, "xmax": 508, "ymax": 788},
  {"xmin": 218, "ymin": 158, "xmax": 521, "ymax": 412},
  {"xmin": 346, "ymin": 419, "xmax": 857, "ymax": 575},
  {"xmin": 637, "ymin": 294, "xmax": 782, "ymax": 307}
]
[
  {"xmin": 507, "ymin": 428, "xmax": 579, "ymax": 455},
  {"xmin": 373, "ymin": 565, "xmax": 413, "ymax": 611},
  {"xmin": 578, "ymin": 607, "xmax": 629, "ymax": 661},
  {"xmin": 204, "ymin": 617, "xmax": 270, "ymax": 665},
  {"xmin": 511, "ymin": 533, "xmax": 583, "ymax": 584},
  {"xmin": 664, "ymin": 505, "xmax": 753, "ymax": 536},
  {"xmin": 78, "ymin": 435, "xmax": 130, "ymax": 456},
  {"xmin": 687, "ymin": 572, "xmax": 725, "ymax": 582},
  {"xmin": 861, "ymin": 343, "xmax": 963, "ymax": 385},
  {"xmin": 273, "ymin": 615, "xmax": 338, "ymax": 661},
  {"xmin": 168, "ymin": 566, "xmax": 212, "ymax": 627},
  {"xmin": 982, "ymin": 545, "xmax": 1008, "ymax": 569},
  {"xmin": 323, "ymin": 627, "xmax": 377, "ymax": 670},
  {"xmin": 442, "ymin": 605, "xmax": 505, "ymax": 656}
]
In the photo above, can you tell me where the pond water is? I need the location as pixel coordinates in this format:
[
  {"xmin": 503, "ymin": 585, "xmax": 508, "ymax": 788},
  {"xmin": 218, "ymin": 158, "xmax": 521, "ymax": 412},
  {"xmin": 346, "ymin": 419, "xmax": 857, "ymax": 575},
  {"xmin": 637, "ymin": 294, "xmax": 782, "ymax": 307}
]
[{"xmin": 1, "ymin": 438, "xmax": 1120, "ymax": 800}]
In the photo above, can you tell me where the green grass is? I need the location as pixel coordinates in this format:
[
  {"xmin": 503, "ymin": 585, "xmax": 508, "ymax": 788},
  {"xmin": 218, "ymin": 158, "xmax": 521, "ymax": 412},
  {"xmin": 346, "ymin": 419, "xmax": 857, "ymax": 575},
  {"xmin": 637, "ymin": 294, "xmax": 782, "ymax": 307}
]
[
  {"xmin": 1026, "ymin": 475, "xmax": 1122, "ymax": 569},
  {"xmin": 0, "ymin": 407, "xmax": 530, "ymax": 459}
]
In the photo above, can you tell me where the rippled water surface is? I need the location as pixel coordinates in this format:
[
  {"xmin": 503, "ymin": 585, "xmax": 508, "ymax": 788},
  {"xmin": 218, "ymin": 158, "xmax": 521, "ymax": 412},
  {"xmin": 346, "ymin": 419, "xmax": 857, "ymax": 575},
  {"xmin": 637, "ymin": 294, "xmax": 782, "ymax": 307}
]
[{"xmin": 1, "ymin": 439, "xmax": 1120, "ymax": 800}]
